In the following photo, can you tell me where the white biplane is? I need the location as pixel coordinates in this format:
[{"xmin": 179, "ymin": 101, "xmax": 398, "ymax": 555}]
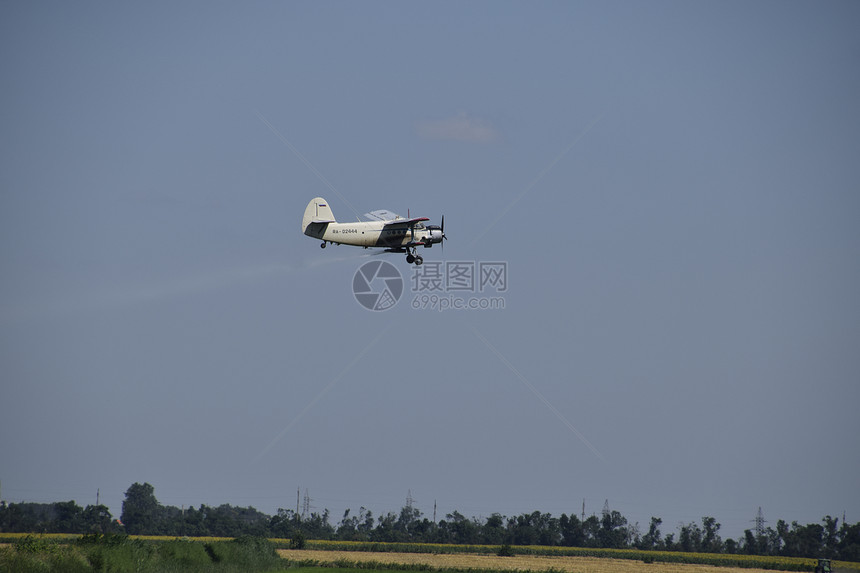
[{"xmin": 302, "ymin": 197, "xmax": 445, "ymax": 265}]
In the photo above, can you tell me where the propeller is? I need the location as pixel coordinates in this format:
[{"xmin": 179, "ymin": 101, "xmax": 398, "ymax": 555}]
[{"xmin": 426, "ymin": 216, "xmax": 447, "ymax": 250}]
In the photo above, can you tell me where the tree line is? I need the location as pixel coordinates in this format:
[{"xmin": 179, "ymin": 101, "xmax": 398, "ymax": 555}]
[{"xmin": 1, "ymin": 482, "xmax": 857, "ymax": 562}]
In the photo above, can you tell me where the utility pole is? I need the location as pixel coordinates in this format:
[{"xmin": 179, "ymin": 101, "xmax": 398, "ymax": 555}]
[
  {"xmin": 433, "ymin": 500, "xmax": 437, "ymax": 523},
  {"xmin": 581, "ymin": 499, "xmax": 586, "ymax": 522},
  {"xmin": 96, "ymin": 488, "xmax": 100, "ymax": 506}
]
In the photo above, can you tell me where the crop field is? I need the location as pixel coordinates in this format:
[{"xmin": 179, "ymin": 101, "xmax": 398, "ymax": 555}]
[
  {"xmin": 288, "ymin": 541, "xmax": 860, "ymax": 573},
  {"xmin": 3, "ymin": 534, "xmax": 859, "ymax": 573},
  {"xmin": 279, "ymin": 548, "xmax": 828, "ymax": 573}
]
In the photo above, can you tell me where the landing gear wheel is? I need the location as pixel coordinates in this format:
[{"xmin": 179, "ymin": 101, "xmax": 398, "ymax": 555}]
[
  {"xmin": 415, "ymin": 255, "xmax": 423, "ymax": 265},
  {"xmin": 320, "ymin": 242, "xmax": 326, "ymax": 248},
  {"xmin": 406, "ymin": 254, "xmax": 415, "ymax": 264}
]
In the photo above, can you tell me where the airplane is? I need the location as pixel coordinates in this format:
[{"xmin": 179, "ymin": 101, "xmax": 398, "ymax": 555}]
[{"xmin": 302, "ymin": 197, "xmax": 446, "ymax": 265}]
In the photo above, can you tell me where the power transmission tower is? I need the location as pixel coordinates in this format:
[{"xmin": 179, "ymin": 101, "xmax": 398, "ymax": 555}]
[
  {"xmin": 406, "ymin": 490, "xmax": 415, "ymax": 509},
  {"xmin": 602, "ymin": 499, "xmax": 610, "ymax": 519},
  {"xmin": 302, "ymin": 489, "xmax": 311, "ymax": 518},
  {"xmin": 752, "ymin": 507, "xmax": 767, "ymax": 538},
  {"xmin": 581, "ymin": 499, "xmax": 586, "ymax": 521}
]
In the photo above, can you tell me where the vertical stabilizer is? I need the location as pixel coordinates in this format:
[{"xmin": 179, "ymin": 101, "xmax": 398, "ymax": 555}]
[{"xmin": 302, "ymin": 197, "xmax": 336, "ymax": 235}]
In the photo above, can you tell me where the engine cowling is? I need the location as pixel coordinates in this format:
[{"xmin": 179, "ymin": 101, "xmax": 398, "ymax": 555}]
[{"xmin": 426, "ymin": 226, "xmax": 444, "ymax": 245}]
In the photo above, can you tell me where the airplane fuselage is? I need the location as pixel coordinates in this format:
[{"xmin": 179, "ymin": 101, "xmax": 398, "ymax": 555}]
[
  {"xmin": 304, "ymin": 220, "xmax": 434, "ymax": 249},
  {"xmin": 302, "ymin": 197, "xmax": 445, "ymax": 264}
]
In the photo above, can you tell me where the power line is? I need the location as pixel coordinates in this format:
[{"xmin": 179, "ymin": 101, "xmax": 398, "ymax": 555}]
[{"xmin": 254, "ymin": 110, "xmax": 363, "ymax": 222}]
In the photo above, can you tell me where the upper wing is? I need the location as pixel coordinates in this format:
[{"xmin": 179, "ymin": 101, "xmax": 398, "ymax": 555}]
[
  {"xmin": 363, "ymin": 209, "xmax": 401, "ymax": 221},
  {"xmin": 364, "ymin": 209, "xmax": 429, "ymax": 227},
  {"xmin": 382, "ymin": 217, "xmax": 430, "ymax": 228}
]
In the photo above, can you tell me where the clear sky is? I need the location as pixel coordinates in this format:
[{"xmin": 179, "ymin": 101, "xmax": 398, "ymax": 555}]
[{"xmin": 2, "ymin": 1, "xmax": 858, "ymax": 540}]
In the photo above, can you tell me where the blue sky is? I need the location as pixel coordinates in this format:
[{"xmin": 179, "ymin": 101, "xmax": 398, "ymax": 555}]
[{"xmin": 2, "ymin": 1, "xmax": 859, "ymax": 539}]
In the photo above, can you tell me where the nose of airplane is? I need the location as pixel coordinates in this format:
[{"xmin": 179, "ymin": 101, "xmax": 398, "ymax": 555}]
[{"xmin": 427, "ymin": 215, "xmax": 447, "ymax": 245}]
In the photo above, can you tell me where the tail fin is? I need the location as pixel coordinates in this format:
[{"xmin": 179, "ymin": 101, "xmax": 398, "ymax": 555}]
[{"xmin": 302, "ymin": 197, "xmax": 336, "ymax": 236}]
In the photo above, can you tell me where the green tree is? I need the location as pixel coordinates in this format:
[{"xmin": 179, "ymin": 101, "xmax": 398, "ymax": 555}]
[
  {"xmin": 639, "ymin": 517, "xmax": 662, "ymax": 550},
  {"xmin": 679, "ymin": 521, "xmax": 702, "ymax": 552},
  {"xmin": 82, "ymin": 504, "xmax": 113, "ymax": 533},
  {"xmin": 538, "ymin": 513, "xmax": 561, "ymax": 546},
  {"xmin": 121, "ymin": 482, "xmax": 160, "ymax": 535},
  {"xmin": 796, "ymin": 522, "xmax": 824, "ymax": 557},
  {"xmin": 373, "ymin": 511, "xmax": 398, "ymax": 541},
  {"xmin": 269, "ymin": 508, "xmax": 298, "ymax": 538},
  {"xmin": 483, "ymin": 513, "xmax": 507, "ymax": 545},
  {"xmin": 838, "ymin": 521, "xmax": 860, "ymax": 561},
  {"xmin": 181, "ymin": 505, "xmax": 209, "ymax": 537},
  {"xmin": 300, "ymin": 510, "xmax": 334, "ymax": 539},
  {"xmin": 701, "ymin": 516, "xmax": 722, "ymax": 553},
  {"xmin": 582, "ymin": 515, "xmax": 601, "ymax": 547},
  {"xmin": 358, "ymin": 507, "xmax": 375, "ymax": 538},
  {"xmin": 51, "ymin": 500, "xmax": 84, "ymax": 533},
  {"xmin": 559, "ymin": 513, "xmax": 585, "ymax": 547},
  {"xmin": 508, "ymin": 512, "xmax": 540, "ymax": 546},
  {"xmin": 337, "ymin": 508, "xmax": 360, "ymax": 540},
  {"xmin": 599, "ymin": 510, "xmax": 628, "ymax": 548},
  {"xmin": 743, "ymin": 529, "xmax": 758, "ymax": 554},
  {"xmin": 823, "ymin": 515, "xmax": 839, "ymax": 556},
  {"xmin": 395, "ymin": 505, "xmax": 422, "ymax": 541},
  {"xmin": 442, "ymin": 511, "xmax": 480, "ymax": 544}
]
